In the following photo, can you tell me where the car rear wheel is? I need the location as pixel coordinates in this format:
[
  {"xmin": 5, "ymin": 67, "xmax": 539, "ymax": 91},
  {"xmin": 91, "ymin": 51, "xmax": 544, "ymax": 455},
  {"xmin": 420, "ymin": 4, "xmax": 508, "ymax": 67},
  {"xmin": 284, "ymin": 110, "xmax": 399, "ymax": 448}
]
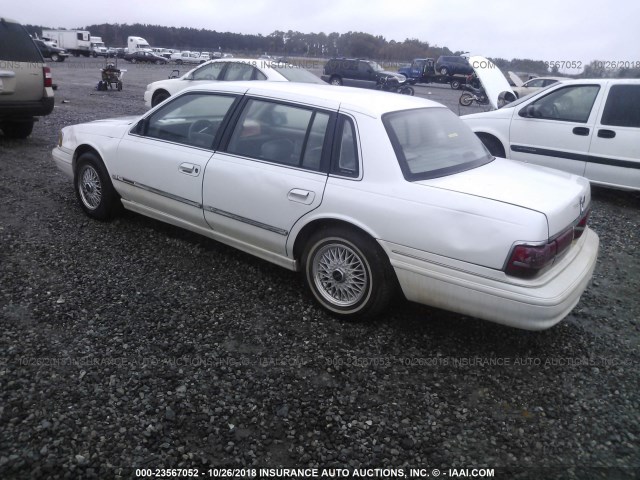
[
  {"xmin": 330, "ymin": 76, "xmax": 343, "ymax": 86},
  {"xmin": 439, "ymin": 67, "xmax": 449, "ymax": 76},
  {"xmin": 302, "ymin": 227, "xmax": 395, "ymax": 320},
  {"xmin": 450, "ymin": 79, "xmax": 461, "ymax": 89},
  {"xmin": 74, "ymin": 152, "xmax": 121, "ymax": 220},
  {"xmin": 1, "ymin": 120, "xmax": 34, "ymax": 139}
]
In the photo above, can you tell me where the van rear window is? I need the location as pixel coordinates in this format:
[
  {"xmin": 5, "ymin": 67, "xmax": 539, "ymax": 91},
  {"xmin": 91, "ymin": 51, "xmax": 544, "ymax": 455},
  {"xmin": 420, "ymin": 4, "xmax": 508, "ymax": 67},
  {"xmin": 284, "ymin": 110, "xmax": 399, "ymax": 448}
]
[{"xmin": 0, "ymin": 19, "xmax": 43, "ymax": 63}]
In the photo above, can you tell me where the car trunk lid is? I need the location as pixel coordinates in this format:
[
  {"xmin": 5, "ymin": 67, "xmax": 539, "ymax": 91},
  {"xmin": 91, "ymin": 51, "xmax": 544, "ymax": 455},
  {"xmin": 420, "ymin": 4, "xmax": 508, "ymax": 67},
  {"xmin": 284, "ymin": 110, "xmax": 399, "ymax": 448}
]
[{"xmin": 416, "ymin": 158, "xmax": 591, "ymax": 237}]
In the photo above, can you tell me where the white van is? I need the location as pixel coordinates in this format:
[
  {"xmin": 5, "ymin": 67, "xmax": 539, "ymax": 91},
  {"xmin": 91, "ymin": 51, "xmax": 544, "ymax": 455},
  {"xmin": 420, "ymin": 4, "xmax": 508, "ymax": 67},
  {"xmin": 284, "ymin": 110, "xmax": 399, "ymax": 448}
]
[{"xmin": 462, "ymin": 79, "xmax": 640, "ymax": 191}]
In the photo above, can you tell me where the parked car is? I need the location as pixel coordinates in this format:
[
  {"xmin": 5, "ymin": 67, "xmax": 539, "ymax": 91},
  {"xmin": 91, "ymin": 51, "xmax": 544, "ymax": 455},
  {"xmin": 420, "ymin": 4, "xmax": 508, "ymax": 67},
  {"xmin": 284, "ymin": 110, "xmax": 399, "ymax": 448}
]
[
  {"xmin": 461, "ymin": 79, "xmax": 640, "ymax": 191},
  {"xmin": 509, "ymin": 75, "xmax": 565, "ymax": 98},
  {"xmin": 144, "ymin": 58, "xmax": 323, "ymax": 107},
  {"xmin": 321, "ymin": 58, "xmax": 407, "ymax": 88},
  {"xmin": 435, "ymin": 56, "xmax": 474, "ymax": 76},
  {"xmin": 53, "ymin": 82, "xmax": 598, "ymax": 330},
  {"xmin": 114, "ymin": 48, "xmax": 126, "ymax": 58},
  {"xmin": 0, "ymin": 17, "xmax": 55, "ymax": 138},
  {"xmin": 33, "ymin": 38, "xmax": 69, "ymax": 62},
  {"xmin": 124, "ymin": 51, "xmax": 168, "ymax": 64}
]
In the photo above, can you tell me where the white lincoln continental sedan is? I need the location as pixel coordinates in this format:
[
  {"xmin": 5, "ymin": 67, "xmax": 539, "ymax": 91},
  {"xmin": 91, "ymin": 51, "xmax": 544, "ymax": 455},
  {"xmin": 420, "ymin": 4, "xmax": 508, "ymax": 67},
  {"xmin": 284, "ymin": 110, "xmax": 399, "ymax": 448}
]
[{"xmin": 52, "ymin": 82, "xmax": 599, "ymax": 330}]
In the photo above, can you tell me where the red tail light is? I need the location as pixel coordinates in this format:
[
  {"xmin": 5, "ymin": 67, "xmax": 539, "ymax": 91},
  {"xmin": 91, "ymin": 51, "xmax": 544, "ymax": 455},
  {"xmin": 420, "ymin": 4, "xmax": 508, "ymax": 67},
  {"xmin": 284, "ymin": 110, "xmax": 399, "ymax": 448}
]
[
  {"xmin": 506, "ymin": 210, "xmax": 590, "ymax": 278},
  {"xmin": 43, "ymin": 66, "xmax": 52, "ymax": 88},
  {"xmin": 574, "ymin": 209, "xmax": 590, "ymax": 239}
]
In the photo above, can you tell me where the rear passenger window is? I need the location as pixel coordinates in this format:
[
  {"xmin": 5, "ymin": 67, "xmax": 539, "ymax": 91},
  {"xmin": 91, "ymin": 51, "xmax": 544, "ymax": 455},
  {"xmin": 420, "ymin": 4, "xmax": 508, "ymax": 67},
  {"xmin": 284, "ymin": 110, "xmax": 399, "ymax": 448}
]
[
  {"xmin": 227, "ymin": 99, "xmax": 329, "ymax": 170},
  {"xmin": 223, "ymin": 63, "xmax": 260, "ymax": 81},
  {"xmin": 601, "ymin": 85, "xmax": 640, "ymax": 128},
  {"xmin": 331, "ymin": 116, "xmax": 359, "ymax": 177},
  {"xmin": 0, "ymin": 20, "xmax": 42, "ymax": 62}
]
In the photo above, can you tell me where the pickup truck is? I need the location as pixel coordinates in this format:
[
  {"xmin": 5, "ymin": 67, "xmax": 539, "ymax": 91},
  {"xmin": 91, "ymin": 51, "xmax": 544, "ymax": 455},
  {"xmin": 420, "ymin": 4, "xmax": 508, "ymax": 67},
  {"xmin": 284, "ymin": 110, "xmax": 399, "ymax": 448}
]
[
  {"xmin": 398, "ymin": 58, "xmax": 467, "ymax": 89},
  {"xmin": 170, "ymin": 51, "xmax": 208, "ymax": 65}
]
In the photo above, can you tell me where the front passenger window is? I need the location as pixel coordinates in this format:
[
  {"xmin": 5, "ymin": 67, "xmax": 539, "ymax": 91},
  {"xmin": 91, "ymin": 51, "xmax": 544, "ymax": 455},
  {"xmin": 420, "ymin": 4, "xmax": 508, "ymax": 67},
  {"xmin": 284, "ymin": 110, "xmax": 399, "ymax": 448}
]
[
  {"xmin": 192, "ymin": 62, "xmax": 225, "ymax": 81},
  {"xmin": 520, "ymin": 85, "xmax": 600, "ymax": 123},
  {"xmin": 142, "ymin": 93, "xmax": 237, "ymax": 148}
]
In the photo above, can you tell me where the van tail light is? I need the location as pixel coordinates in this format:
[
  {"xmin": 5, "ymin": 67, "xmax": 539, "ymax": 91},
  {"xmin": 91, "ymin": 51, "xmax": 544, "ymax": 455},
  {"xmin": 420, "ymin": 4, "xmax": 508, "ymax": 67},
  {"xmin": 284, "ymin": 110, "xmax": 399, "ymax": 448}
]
[
  {"xmin": 43, "ymin": 66, "xmax": 52, "ymax": 88},
  {"xmin": 505, "ymin": 210, "xmax": 590, "ymax": 279}
]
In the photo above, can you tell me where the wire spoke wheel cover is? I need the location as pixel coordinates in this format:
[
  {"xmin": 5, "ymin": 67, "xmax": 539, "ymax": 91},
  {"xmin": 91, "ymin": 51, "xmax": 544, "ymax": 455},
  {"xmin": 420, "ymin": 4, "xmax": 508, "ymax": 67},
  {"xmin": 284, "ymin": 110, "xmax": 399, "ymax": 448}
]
[
  {"xmin": 312, "ymin": 242, "xmax": 369, "ymax": 307},
  {"xmin": 78, "ymin": 165, "xmax": 103, "ymax": 210}
]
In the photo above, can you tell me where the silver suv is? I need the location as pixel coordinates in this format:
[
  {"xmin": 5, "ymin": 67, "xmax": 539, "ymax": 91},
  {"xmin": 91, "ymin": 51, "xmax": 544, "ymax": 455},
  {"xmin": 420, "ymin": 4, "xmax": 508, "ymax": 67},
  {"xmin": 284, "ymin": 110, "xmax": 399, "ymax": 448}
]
[{"xmin": 0, "ymin": 17, "xmax": 54, "ymax": 138}]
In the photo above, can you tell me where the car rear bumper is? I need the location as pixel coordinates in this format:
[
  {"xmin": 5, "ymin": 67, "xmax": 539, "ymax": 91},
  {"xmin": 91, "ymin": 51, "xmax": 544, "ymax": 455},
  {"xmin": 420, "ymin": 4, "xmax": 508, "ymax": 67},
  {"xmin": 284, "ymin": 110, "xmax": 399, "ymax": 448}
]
[
  {"xmin": 383, "ymin": 228, "xmax": 599, "ymax": 330},
  {"xmin": 0, "ymin": 96, "xmax": 54, "ymax": 121}
]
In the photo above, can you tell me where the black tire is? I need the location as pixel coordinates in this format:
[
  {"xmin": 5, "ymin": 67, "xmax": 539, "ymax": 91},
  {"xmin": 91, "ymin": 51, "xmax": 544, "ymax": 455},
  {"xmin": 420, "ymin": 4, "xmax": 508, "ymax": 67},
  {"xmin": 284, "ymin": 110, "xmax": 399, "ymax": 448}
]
[
  {"xmin": 58, "ymin": 57, "xmax": 66, "ymax": 62},
  {"xmin": 92, "ymin": 52, "xmax": 97, "ymax": 58},
  {"xmin": 117, "ymin": 81, "xmax": 122, "ymax": 91},
  {"xmin": 1, "ymin": 120, "xmax": 34, "ymax": 139},
  {"xmin": 155, "ymin": 60, "xmax": 163, "ymax": 65},
  {"xmin": 302, "ymin": 227, "xmax": 396, "ymax": 320},
  {"xmin": 399, "ymin": 85, "xmax": 414, "ymax": 95},
  {"xmin": 450, "ymin": 79, "xmax": 461, "ymax": 89},
  {"xmin": 74, "ymin": 152, "xmax": 120, "ymax": 220},
  {"xmin": 329, "ymin": 76, "xmax": 343, "ymax": 86},
  {"xmin": 51, "ymin": 53, "xmax": 60, "ymax": 62},
  {"xmin": 131, "ymin": 58, "xmax": 137, "ymax": 64},
  {"xmin": 459, "ymin": 92, "xmax": 474, "ymax": 107},
  {"xmin": 176, "ymin": 59, "xmax": 183, "ymax": 65},
  {"xmin": 439, "ymin": 66, "xmax": 449, "ymax": 76},
  {"xmin": 152, "ymin": 90, "xmax": 170, "ymax": 107},
  {"xmin": 477, "ymin": 134, "xmax": 506, "ymax": 158}
]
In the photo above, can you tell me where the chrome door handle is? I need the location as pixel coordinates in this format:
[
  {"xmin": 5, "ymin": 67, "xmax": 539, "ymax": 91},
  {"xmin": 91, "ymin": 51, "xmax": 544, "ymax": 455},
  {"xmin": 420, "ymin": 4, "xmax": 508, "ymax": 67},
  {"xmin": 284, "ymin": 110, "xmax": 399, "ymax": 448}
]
[
  {"xmin": 178, "ymin": 163, "xmax": 200, "ymax": 176},
  {"xmin": 288, "ymin": 189, "xmax": 314, "ymax": 205}
]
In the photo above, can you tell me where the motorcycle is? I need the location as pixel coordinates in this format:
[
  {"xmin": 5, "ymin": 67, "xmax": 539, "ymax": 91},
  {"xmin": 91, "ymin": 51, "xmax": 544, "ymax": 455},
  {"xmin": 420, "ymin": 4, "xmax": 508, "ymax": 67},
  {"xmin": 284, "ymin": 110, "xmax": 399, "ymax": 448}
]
[
  {"xmin": 376, "ymin": 76, "xmax": 415, "ymax": 96},
  {"xmin": 458, "ymin": 83, "xmax": 489, "ymax": 107}
]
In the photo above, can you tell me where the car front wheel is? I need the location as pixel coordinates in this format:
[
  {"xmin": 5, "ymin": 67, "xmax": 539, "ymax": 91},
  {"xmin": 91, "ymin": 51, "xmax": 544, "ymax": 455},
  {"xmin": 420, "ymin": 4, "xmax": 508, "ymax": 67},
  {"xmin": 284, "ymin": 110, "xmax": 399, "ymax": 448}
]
[
  {"xmin": 51, "ymin": 53, "xmax": 59, "ymax": 62},
  {"xmin": 302, "ymin": 227, "xmax": 395, "ymax": 320},
  {"xmin": 74, "ymin": 152, "xmax": 120, "ymax": 220}
]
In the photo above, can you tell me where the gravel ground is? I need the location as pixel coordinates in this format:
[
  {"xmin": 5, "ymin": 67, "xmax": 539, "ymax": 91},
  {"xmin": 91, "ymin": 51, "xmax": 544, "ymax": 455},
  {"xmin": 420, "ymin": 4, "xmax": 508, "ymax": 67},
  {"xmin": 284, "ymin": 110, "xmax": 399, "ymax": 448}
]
[{"xmin": 1, "ymin": 57, "xmax": 639, "ymax": 480}]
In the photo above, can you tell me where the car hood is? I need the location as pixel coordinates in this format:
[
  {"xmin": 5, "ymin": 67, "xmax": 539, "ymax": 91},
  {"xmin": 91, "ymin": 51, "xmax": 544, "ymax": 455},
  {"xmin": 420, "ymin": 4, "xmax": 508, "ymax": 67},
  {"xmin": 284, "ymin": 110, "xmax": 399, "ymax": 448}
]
[
  {"xmin": 469, "ymin": 55, "xmax": 515, "ymax": 109},
  {"xmin": 73, "ymin": 116, "xmax": 140, "ymax": 138},
  {"xmin": 508, "ymin": 71, "xmax": 524, "ymax": 87},
  {"xmin": 416, "ymin": 158, "xmax": 591, "ymax": 237}
]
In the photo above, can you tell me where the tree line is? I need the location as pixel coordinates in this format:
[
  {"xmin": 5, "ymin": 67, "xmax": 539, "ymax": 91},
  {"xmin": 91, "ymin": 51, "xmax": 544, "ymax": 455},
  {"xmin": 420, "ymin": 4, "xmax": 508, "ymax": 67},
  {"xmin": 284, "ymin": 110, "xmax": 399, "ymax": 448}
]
[{"xmin": 24, "ymin": 23, "xmax": 639, "ymax": 78}]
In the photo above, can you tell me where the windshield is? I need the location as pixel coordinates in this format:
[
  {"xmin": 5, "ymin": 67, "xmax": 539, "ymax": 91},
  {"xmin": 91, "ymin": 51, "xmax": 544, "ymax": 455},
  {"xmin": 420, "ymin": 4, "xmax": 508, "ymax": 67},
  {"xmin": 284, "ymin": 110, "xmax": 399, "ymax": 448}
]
[
  {"xmin": 504, "ymin": 82, "xmax": 561, "ymax": 108},
  {"xmin": 273, "ymin": 65, "xmax": 324, "ymax": 83},
  {"xmin": 383, "ymin": 107, "xmax": 493, "ymax": 181}
]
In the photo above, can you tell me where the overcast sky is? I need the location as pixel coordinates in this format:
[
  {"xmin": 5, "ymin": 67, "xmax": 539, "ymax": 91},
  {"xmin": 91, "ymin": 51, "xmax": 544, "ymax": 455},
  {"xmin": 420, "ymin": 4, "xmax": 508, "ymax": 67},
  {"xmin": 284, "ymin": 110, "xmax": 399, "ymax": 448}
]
[{"xmin": 6, "ymin": 0, "xmax": 638, "ymax": 70}]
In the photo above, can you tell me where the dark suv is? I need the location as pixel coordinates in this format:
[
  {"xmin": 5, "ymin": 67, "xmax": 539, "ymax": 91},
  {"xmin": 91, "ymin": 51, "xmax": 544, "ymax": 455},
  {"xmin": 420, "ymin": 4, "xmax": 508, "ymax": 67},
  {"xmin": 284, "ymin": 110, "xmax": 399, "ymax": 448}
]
[
  {"xmin": 0, "ymin": 17, "xmax": 55, "ymax": 138},
  {"xmin": 435, "ymin": 56, "xmax": 473, "ymax": 76},
  {"xmin": 321, "ymin": 58, "xmax": 406, "ymax": 89}
]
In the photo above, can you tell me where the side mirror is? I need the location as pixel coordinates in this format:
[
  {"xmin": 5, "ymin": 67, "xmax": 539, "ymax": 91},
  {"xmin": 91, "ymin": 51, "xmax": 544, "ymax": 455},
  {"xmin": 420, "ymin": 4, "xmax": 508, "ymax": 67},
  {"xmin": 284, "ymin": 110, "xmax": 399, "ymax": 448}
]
[{"xmin": 169, "ymin": 69, "xmax": 180, "ymax": 79}]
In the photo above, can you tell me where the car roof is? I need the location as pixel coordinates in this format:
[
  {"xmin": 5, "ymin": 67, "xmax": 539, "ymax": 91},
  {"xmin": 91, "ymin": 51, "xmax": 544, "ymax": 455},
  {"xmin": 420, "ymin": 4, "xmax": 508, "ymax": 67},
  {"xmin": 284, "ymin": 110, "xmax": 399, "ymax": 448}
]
[{"xmin": 179, "ymin": 81, "xmax": 444, "ymax": 118}]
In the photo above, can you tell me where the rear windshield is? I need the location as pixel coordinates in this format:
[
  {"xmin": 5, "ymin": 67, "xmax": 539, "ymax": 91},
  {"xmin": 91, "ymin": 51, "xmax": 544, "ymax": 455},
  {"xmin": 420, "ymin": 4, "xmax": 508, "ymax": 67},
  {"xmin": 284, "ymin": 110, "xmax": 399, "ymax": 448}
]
[
  {"xmin": 272, "ymin": 65, "xmax": 323, "ymax": 84},
  {"xmin": 0, "ymin": 20, "xmax": 43, "ymax": 63},
  {"xmin": 383, "ymin": 107, "xmax": 493, "ymax": 181}
]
